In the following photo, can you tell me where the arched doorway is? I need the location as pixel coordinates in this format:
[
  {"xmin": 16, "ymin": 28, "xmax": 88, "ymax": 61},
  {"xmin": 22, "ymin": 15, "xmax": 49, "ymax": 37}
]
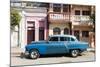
[
  {"xmin": 64, "ymin": 28, "xmax": 69, "ymax": 34},
  {"xmin": 53, "ymin": 27, "xmax": 61, "ymax": 35}
]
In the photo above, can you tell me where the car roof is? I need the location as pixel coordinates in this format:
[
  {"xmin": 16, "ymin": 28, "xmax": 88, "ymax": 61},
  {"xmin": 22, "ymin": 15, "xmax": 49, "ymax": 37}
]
[{"xmin": 49, "ymin": 35, "xmax": 76, "ymax": 38}]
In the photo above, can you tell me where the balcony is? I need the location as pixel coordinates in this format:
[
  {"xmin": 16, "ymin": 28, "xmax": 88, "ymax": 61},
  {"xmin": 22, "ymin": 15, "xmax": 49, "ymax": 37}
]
[
  {"xmin": 71, "ymin": 15, "xmax": 93, "ymax": 25},
  {"xmin": 48, "ymin": 12, "xmax": 70, "ymax": 23},
  {"xmin": 71, "ymin": 15, "xmax": 91, "ymax": 22}
]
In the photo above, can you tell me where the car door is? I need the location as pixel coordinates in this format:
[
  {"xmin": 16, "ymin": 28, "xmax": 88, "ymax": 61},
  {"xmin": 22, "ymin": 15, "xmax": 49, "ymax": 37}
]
[
  {"xmin": 64, "ymin": 37, "xmax": 77, "ymax": 52},
  {"xmin": 59, "ymin": 37, "xmax": 71, "ymax": 53},
  {"xmin": 46, "ymin": 37, "xmax": 61, "ymax": 54}
]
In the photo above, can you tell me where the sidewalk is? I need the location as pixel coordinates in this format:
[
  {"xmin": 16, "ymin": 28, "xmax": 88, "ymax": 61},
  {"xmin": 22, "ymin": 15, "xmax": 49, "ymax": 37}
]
[
  {"xmin": 87, "ymin": 48, "xmax": 95, "ymax": 52},
  {"xmin": 11, "ymin": 47, "xmax": 23, "ymax": 56}
]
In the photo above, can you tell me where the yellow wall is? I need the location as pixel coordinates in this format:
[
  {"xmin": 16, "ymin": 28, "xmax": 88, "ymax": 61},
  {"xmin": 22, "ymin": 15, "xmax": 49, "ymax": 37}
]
[{"xmin": 49, "ymin": 23, "xmax": 70, "ymax": 35}]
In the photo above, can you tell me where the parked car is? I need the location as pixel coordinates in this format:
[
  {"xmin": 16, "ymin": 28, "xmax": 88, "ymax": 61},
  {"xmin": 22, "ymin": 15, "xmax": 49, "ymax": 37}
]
[{"xmin": 25, "ymin": 35, "xmax": 89, "ymax": 59}]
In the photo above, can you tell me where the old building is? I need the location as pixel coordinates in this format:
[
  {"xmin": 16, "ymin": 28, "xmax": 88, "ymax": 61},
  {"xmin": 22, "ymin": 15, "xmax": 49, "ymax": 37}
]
[
  {"xmin": 48, "ymin": 3, "xmax": 95, "ymax": 47},
  {"xmin": 11, "ymin": 0, "xmax": 95, "ymax": 48},
  {"xmin": 70, "ymin": 5, "xmax": 95, "ymax": 47}
]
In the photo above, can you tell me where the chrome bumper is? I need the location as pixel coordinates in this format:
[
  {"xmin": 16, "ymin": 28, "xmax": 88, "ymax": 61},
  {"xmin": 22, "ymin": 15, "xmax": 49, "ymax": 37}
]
[{"xmin": 25, "ymin": 51, "xmax": 29, "ymax": 56}]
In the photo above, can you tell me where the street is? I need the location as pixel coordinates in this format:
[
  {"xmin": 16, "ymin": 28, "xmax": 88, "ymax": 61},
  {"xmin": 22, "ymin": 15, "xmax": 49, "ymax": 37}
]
[{"xmin": 11, "ymin": 51, "xmax": 95, "ymax": 66}]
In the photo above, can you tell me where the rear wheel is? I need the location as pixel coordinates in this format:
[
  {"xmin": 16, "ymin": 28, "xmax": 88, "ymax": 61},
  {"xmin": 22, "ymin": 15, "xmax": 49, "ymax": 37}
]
[
  {"xmin": 70, "ymin": 49, "xmax": 79, "ymax": 57},
  {"xmin": 29, "ymin": 49, "xmax": 40, "ymax": 59}
]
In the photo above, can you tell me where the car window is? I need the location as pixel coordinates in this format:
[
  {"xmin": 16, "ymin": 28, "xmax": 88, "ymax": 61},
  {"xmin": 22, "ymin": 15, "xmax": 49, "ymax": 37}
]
[
  {"xmin": 60, "ymin": 37, "xmax": 65, "ymax": 41},
  {"xmin": 60, "ymin": 37, "xmax": 70, "ymax": 41},
  {"xmin": 71, "ymin": 37, "xmax": 75, "ymax": 41},
  {"xmin": 65, "ymin": 37, "xmax": 70, "ymax": 41},
  {"xmin": 49, "ymin": 37, "xmax": 58, "ymax": 41}
]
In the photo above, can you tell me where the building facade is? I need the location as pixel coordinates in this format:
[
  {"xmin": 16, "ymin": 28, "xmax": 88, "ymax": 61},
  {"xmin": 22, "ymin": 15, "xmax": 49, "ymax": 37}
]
[{"xmin": 11, "ymin": 0, "xmax": 95, "ymax": 48}]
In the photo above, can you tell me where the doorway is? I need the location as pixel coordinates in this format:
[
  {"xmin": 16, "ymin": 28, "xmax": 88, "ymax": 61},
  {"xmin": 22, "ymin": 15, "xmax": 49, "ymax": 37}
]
[
  {"xmin": 53, "ymin": 27, "xmax": 61, "ymax": 35},
  {"xmin": 74, "ymin": 30, "xmax": 80, "ymax": 40},
  {"xmin": 27, "ymin": 21, "xmax": 35, "ymax": 44},
  {"xmin": 39, "ymin": 27, "xmax": 44, "ymax": 40},
  {"xmin": 64, "ymin": 28, "xmax": 69, "ymax": 34}
]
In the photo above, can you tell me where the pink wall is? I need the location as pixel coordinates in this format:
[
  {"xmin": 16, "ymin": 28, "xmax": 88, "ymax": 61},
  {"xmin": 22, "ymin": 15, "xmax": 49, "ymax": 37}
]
[{"xmin": 26, "ymin": 16, "xmax": 47, "ymax": 41}]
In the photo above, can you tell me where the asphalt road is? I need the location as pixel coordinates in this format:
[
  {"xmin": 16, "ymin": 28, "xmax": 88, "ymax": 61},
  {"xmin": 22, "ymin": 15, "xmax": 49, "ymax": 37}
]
[{"xmin": 11, "ymin": 51, "xmax": 95, "ymax": 66}]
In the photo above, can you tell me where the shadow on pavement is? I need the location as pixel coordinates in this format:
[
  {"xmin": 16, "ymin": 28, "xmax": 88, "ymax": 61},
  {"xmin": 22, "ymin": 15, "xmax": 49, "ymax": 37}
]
[{"xmin": 14, "ymin": 53, "xmax": 83, "ymax": 59}]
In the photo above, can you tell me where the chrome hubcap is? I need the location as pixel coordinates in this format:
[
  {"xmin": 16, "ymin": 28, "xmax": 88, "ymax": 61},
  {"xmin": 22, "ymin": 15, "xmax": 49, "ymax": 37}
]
[
  {"xmin": 31, "ymin": 51, "xmax": 38, "ymax": 58},
  {"xmin": 72, "ymin": 50, "xmax": 78, "ymax": 57}
]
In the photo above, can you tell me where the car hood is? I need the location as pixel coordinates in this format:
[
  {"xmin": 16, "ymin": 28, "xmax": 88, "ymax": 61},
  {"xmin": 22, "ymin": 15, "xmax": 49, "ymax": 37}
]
[
  {"xmin": 77, "ymin": 41, "xmax": 89, "ymax": 44},
  {"xmin": 75, "ymin": 41, "xmax": 89, "ymax": 47}
]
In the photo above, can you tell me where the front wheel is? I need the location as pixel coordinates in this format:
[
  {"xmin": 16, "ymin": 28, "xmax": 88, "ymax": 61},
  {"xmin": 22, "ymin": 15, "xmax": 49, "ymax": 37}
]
[
  {"xmin": 29, "ymin": 49, "xmax": 40, "ymax": 59},
  {"xmin": 70, "ymin": 49, "xmax": 79, "ymax": 57}
]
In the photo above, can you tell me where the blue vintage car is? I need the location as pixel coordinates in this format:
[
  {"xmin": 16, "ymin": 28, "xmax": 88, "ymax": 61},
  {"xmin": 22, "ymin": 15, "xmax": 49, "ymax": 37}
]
[{"xmin": 25, "ymin": 35, "xmax": 89, "ymax": 59}]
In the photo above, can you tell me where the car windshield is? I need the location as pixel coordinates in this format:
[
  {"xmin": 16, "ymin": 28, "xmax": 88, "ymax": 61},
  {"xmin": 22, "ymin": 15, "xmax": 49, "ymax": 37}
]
[{"xmin": 71, "ymin": 37, "xmax": 78, "ymax": 41}]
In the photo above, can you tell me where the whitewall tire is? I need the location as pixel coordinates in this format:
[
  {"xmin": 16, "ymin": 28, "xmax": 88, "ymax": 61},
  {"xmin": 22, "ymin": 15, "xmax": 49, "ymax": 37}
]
[
  {"xmin": 70, "ymin": 49, "xmax": 79, "ymax": 57},
  {"xmin": 29, "ymin": 49, "xmax": 40, "ymax": 59}
]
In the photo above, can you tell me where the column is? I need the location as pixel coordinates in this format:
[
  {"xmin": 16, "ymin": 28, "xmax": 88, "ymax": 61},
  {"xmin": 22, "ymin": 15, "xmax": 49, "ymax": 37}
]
[
  {"xmin": 79, "ymin": 30, "xmax": 82, "ymax": 41},
  {"xmin": 80, "ymin": 10, "xmax": 82, "ymax": 22},
  {"xmin": 45, "ymin": 18, "xmax": 48, "ymax": 40},
  {"xmin": 49, "ymin": 3, "xmax": 53, "ymax": 12},
  {"xmin": 70, "ymin": 5, "xmax": 73, "ymax": 22},
  {"xmin": 71, "ymin": 25, "xmax": 74, "ymax": 35},
  {"xmin": 35, "ymin": 20, "xmax": 39, "ymax": 41},
  {"xmin": 61, "ymin": 4, "xmax": 63, "ymax": 13},
  {"xmin": 61, "ymin": 28, "xmax": 63, "ymax": 35},
  {"xmin": 91, "ymin": 6, "xmax": 94, "ymax": 15},
  {"xmin": 19, "ymin": 12, "xmax": 23, "ymax": 48},
  {"xmin": 20, "ymin": 11, "xmax": 26, "ymax": 52}
]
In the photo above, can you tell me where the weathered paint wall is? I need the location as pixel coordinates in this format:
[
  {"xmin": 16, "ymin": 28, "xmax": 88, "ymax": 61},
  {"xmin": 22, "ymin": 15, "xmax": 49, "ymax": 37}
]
[
  {"xmin": 71, "ymin": 5, "xmax": 91, "ymax": 15},
  {"xmin": 19, "ymin": 11, "xmax": 47, "ymax": 49},
  {"xmin": 11, "ymin": 26, "xmax": 18, "ymax": 47},
  {"xmin": 49, "ymin": 23, "xmax": 70, "ymax": 35}
]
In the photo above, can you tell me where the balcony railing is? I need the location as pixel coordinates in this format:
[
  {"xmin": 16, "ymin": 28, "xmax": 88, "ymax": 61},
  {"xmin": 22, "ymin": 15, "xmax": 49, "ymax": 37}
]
[
  {"xmin": 71, "ymin": 15, "xmax": 91, "ymax": 22},
  {"xmin": 48, "ymin": 12, "xmax": 70, "ymax": 22},
  {"xmin": 71, "ymin": 15, "xmax": 93, "ymax": 25}
]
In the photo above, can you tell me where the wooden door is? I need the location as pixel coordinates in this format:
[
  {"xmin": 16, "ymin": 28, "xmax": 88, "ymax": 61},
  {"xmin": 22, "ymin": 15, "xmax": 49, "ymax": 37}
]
[
  {"xmin": 27, "ymin": 21, "xmax": 35, "ymax": 44},
  {"xmin": 74, "ymin": 30, "xmax": 80, "ymax": 40},
  {"xmin": 27, "ymin": 29, "xmax": 35, "ymax": 44},
  {"xmin": 39, "ymin": 27, "xmax": 44, "ymax": 40}
]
